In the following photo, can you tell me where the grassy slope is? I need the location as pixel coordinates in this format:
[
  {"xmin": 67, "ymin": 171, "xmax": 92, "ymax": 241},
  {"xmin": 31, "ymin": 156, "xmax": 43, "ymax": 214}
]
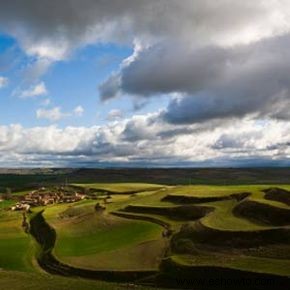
[
  {"xmin": 114, "ymin": 185, "xmax": 290, "ymax": 231},
  {"xmin": 160, "ymin": 185, "xmax": 290, "ymax": 276},
  {"xmin": 160, "ymin": 185, "xmax": 290, "ymax": 230},
  {"xmin": 54, "ymin": 216, "xmax": 162, "ymax": 257},
  {"xmin": 166, "ymin": 184, "xmax": 290, "ymax": 197},
  {"xmin": 0, "ymin": 194, "xmax": 165, "ymax": 290},
  {"xmin": 0, "ymin": 271, "xmax": 162, "ymax": 290},
  {"xmin": 41, "ymin": 197, "xmax": 165, "ymax": 270},
  {"xmin": 200, "ymin": 186, "xmax": 290, "ymax": 231},
  {"xmin": 1, "ymin": 182, "xmax": 290, "ymax": 288},
  {"xmin": 0, "ymin": 208, "xmax": 35, "ymax": 272},
  {"xmin": 73, "ymin": 182, "xmax": 164, "ymax": 193},
  {"xmin": 108, "ymin": 184, "xmax": 290, "ymax": 277},
  {"xmin": 63, "ymin": 239, "xmax": 166, "ymax": 270},
  {"xmin": 200, "ymin": 200, "xmax": 270, "ymax": 231},
  {"xmin": 173, "ymin": 254, "xmax": 290, "ymax": 276}
]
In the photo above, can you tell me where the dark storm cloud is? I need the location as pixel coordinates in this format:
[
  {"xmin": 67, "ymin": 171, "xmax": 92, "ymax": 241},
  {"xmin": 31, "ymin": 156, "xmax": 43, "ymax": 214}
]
[
  {"xmin": 0, "ymin": 1, "xmax": 270, "ymax": 45},
  {"xmin": 121, "ymin": 45, "xmax": 228, "ymax": 97},
  {"xmin": 0, "ymin": 0, "xmax": 284, "ymax": 64},
  {"xmin": 99, "ymin": 74, "xmax": 121, "ymax": 101},
  {"xmin": 121, "ymin": 115, "xmax": 158, "ymax": 142},
  {"xmin": 157, "ymin": 128, "xmax": 194, "ymax": 139},
  {"xmin": 162, "ymin": 35, "xmax": 290, "ymax": 124},
  {"xmin": 102, "ymin": 34, "xmax": 290, "ymax": 124}
]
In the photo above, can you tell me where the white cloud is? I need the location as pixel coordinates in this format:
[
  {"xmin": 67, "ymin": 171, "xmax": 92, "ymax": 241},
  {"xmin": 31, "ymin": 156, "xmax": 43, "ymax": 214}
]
[
  {"xmin": 36, "ymin": 107, "xmax": 68, "ymax": 122},
  {"xmin": 74, "ymin": 105, "xmax": 84, "ymax": 117},
  {"xmin": 20, "ymin": 82, "xmax": 47, "ymax": 98},
  {"xmin": 1, "ymin": 114, "xmax": 290, "ymax": 167},
  {"xmin": 0, "ymin": 76, "xmax": 8, "ymax": 88},
  {"xmin": 36, "ymin": 105, "xmax": 84, "ymax": 121},
  {"xmin": 23, "ymin": 39, "xmax": 71, "ymax": 61}
]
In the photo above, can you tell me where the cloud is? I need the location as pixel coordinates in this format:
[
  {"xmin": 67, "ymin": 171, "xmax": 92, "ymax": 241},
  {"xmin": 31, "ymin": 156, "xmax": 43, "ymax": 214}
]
[
  {"xmin": 0, "ymin": 77, "xmax": 8, "ymax": 88},
  {"xmin": 2, "ymin": 1, "xmax": 290, "ymax": 125},
  {"xmin": 107, "ymin": 109, "xmax": 123, "ymax": 121},
  {"xmin": 101, "ymin": 34, "xmax": 290, "ymax": 124},
  {"xmin": 2, "ymin": 1, "xmax": 290, "ymax": 167},
  {"xmin": 100, "ymin": 44, "xmax": 228, "ymax": 99},
  {"xmin": 99, "ymin": 74, "xmax": 121, "ymax": 101},
  {"xmin": 120, "ymin": 113, "xmax": 163, "ymax": 142},
  {"xmin": 36, "ymin": 105, "xmax": 85, "ymax": 121},
  {"xmin": 20, "ymin": 82, "xmax": 47, "ymax": 98},
  {"xmin": 73, "ymin": 105, "xmax": 84, "ymax": 117},
  {"xmin": 1, "ymin": 116, "xmax": 290, "ymax": 167},
  {"xmin": 22, "ymin": 58, "xmax": 52, "ymax": 82},
  {"xmin": 1, "ymin": 1, "xmax": 289, "ymax": 61},
  {"xmin": 161, "ymin": 35, "xmax": 290, "ymax": 124},
  {"xmin": 36, "ymin": 107, "xmax": 68, "ymax": 122}
]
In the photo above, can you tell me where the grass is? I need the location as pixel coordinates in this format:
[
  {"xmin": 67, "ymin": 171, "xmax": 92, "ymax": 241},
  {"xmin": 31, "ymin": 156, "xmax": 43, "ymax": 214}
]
[
  {"xmin": 172, "ymin": 254, "xmax": 290, "ymax": 276},
  {"xmin": 0, "ymin": 199, "xmax": 15, "ymax": 209},
  {"xmin": 109, "ymin": 184, "xmax": 290, "ymax": 278},
  {"xmin": 2, "ymin": 182, "xmax": 290, "ymax": 288},
  {"xmin": 0, "ymin": 210, "xmax": 35, "ymax": 272},
  {"xmin": 39, "ymin": 198, "xmax": 165, "ymax": 270},
  {"xmin": 115, "ymin": 185, "xmax": 290, "ymax": 231},
  {"xmin": 73, "ymin": 182, "xmax": 165, "ymax": 193},
  {"xmin": 200, "ymin": 200, "xmax": 270, "ymax": 231},
  {"xmin": 0, "ymin": 271, "xmax": 162, "ymax": 290},
  {"xmin": 166, "ymin": 184, "xmax": 290, "ymax": 196},
  {"xmin": 63, "ymin": 239, "xmax": 166, "ymax": 270},
  {"xmin": 159, "ymin": 185, "xmax": 290, "ymax": 230},
  {"xmin": 165, "ymin": 185, "xmax": 248, "ymax": 197},
  {"xmin": 0, "ymin": 238, "xmax": 34, "ymax": 271},
  {"xmin": 54, "ymin": 216, "xmax": 163, "ymax": 257}
]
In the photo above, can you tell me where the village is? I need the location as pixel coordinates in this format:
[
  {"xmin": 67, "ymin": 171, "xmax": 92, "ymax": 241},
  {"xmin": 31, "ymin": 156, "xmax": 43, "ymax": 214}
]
[{"xmin": 11, "ymin": 186, "xmax": 87, "ymax": 211}]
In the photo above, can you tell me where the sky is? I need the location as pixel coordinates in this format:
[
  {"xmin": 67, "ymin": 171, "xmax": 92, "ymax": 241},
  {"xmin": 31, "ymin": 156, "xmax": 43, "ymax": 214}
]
[{"xmin": 1, "ymin": 0, "xmax": 290, "ymax": 167}]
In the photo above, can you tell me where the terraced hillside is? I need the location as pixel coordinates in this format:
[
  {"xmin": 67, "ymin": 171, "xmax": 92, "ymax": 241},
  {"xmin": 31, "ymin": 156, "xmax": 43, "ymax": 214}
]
[
  {"xmin": 1, "ymin": 183, "xmax": 290, "ymax": 289},
  {"xmin": 111, "ymin": 184, "xmax": 290, "ymax": 289},
  {"xmin": 0, "ymin": 186, "xmax": 166, "ymax": 290}
]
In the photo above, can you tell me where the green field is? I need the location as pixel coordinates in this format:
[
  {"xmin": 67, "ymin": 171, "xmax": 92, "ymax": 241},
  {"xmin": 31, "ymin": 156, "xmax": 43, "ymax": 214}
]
[
  {"xmin": 73, "ymin": 182, "xmax": 164, "ymax": 193},
  {"xmin": 0, "ymin": 210, "xmax": 34, "ymax": 272},
  {"xmin": 1, "ymin": 182, "xmax": 290, "ymax": 289},
  {"xmin": 0, "ymin": 271, "xmax": 161, "ymax": 290},
  {"xmin": 52, "ymin": 212, "xmax": 164, "ymax": 270}
]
